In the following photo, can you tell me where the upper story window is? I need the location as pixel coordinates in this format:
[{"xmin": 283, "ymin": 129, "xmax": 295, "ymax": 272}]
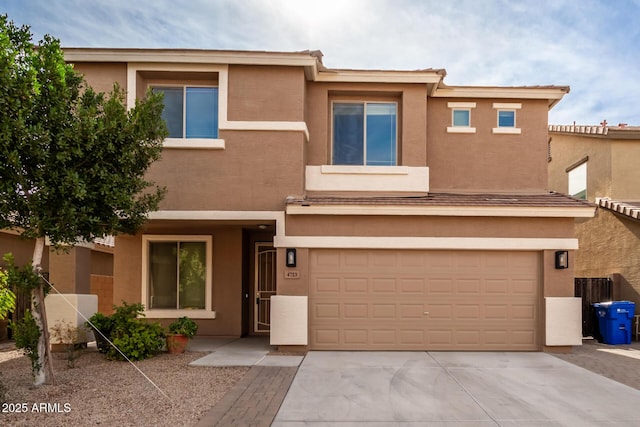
[
  {"xmin": 493, "ymin": 103, "xmax": 522, "ymax": 134},
  {"xmin": 453, "ymin": 109, "xmax": 470, "ymax": 127},
  {"xmin": 447, "ymin": 102, "xmax": 476, "ymax": 133},
  {"xmin": 332, "ymin": 102, "xmax": 397, "ymax": 166},
  {"xmin": 567, "ymin": 160, "xmax": 587, "ymax": 200},
  {"xmin": 153, "ymin": 86, "xmax": 219, "ymax": 139}
]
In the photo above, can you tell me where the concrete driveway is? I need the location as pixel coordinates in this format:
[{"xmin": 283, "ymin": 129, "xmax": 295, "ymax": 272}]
[{"xmin": 273, "ymin": 351, "xmax": 640, "ymax": 426}]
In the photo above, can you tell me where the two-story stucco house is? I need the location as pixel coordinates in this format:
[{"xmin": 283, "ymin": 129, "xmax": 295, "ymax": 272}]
[
  {"xmin": 64, "ymin": 48, "xmax": 593, "ymax": 352},
  {"xmin": 549, "ymin": 124, "xmax": 640, "ymax": 307}
]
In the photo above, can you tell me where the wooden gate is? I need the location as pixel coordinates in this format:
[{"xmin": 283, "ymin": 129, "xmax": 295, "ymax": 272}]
[{"xmin": 575, "ymin": 277, "xmax": 613, "ymax": 338}]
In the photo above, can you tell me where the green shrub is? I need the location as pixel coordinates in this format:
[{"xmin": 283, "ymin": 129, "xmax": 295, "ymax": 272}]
[
  {"xmin": 86, "ymin": 312, "xmax": 113, "ymax": 353},
  {"xmin": 0, "ymin": 268, "xmax": 16, "ymax": 320},
  {"xmin": 168, "ymin": 316, "xmax": 198, "ymax": 339},
  {"xmin": 12, "ymin": 310, "xmax": 42, "ymax": 376},
  {"xmin": 95, "ymin": 301, "xmax": 165, "ymax": 361},
  {"xmin": 108, "ymin": 318, "xmax": 165, "ymax": 361}
]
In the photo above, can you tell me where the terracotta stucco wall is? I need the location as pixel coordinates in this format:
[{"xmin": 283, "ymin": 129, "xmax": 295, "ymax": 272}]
[
  {"xmin": 428, "ymin": 98, "xmax": 549, "ymax": 193},
  {"xmin": 548, "ymin": 133, "xmax": 612, "ymax": 199}
]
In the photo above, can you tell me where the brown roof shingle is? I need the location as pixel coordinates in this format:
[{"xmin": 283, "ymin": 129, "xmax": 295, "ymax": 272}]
[{"xmin": 287, "ymin": 192, "xmax": 594, "ymax": 208}]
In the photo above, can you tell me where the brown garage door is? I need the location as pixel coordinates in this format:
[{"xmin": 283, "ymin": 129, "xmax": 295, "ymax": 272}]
[{"xmin": 309, "ymin": 249, "xmax": 540, "ymax": 351}]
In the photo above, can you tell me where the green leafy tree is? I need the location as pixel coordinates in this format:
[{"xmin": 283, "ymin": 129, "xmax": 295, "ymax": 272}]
[
  {"xmin": 0, "ymin": 15, "xmax": 167, "ymax": 385},
  {"xmin": 0, "ymin": 267, "xmax": 16, "ymax": 319}
]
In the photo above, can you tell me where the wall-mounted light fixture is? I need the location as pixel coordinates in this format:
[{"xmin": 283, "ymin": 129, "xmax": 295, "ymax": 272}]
[
  {"xmin": 286, "ymin": 248, "xmax": 297, "ymax": 267},
  {"xmin": 555, "ymin": 250, "xmax": 569, "ymax": 269}
]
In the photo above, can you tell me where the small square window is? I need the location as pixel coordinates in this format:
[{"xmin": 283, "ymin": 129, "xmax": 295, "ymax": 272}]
[
  {"xmin": 498, "ymin": 110, "xmax": 516, "ymax": 128},
  {"xmin": 447, "ymin": 102, "xmax": 476, "ymax": 133},
  {"xmin": 452, "ymin": 109, "xmax": 470, "ymax": 127}
]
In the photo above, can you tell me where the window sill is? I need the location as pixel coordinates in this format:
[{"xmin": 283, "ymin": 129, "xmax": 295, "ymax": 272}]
[
  {"xmin": 492, "ymin": 128, "xmax": 521, "ymax": 134},
  {"xmin": 447, "ymin": 127, "xmax": 476, "ymax": 133},
  {"xmin": 163, "ymin": 138, "xmax": 225, "ymax": 149},
  {"xmin": 306, "ymin": 165, "xmax": 429, "ymax": 193},
  {"xmin": 142, "ymin": 309, "xmax": 217, "ymax": 319},
  {"xmin": 321, "ymin": 165, "xmax": 410, "ymax": 175}
]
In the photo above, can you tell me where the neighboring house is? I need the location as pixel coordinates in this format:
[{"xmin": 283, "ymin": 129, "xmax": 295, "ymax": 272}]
[
  {"xmin": 0, "ymin": 230, "xmax": 114, "ymax": 340},
  {"xmin": 548, "ymin": 124, "xmax": 640, "ymax": 305},
  {"xmin": 63, "ymin": 48, "xmax": 593, "ymax": 352}
]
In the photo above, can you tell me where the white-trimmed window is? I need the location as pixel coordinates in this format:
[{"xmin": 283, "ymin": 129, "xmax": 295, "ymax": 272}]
[
  {"xmin": 568, "ymin": 160, "xmax": 587, "ymax": 200},
  {"xmin": 142, "ymin": 235, "xmax": 215, "ymax": 319},
  {"xmin": 152, "ymin": 85, "xmax": 223, "ymax": 149},
  {"xmin": 332, "ymin": 101, "xmax": 397, "ymax": 166},
  {"xmin": 492, "ymin": 103, "xmax": 522, "ymax": 134},
  {"xmin": 447, "ymin": 102, "xmax": 476, "ymax": 133}
]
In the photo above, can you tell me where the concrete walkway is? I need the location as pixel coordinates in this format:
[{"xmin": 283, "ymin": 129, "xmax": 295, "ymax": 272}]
[
  {"xmin": 188, "ymin": 336, "xmax": 304, "ymax": 367},
  {"xmin": 189, "ymin": 336, "xmax": 301, "ymax": 427}
]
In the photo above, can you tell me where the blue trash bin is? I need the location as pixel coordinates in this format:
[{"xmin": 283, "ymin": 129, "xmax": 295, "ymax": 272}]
[{"xmin": 593, "ymin": 301, "xmax": 636, "ymax": 345}]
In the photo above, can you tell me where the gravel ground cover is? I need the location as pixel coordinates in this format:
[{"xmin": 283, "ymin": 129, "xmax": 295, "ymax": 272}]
[{"xmin": 0, "ymin": 345, "xmax": 249, "ymax": 427}]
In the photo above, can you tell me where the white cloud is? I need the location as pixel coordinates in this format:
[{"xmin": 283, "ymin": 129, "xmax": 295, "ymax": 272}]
[{"xmin": 4, "ymin": 0, "xmax": 640, "ymax": 124}]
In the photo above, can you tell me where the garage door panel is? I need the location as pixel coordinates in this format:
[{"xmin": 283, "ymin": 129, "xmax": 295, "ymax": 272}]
[
  {"xmin": 309, "ymin": 249, "xmax": 540, "ymax": 351},
  {"xmin": 399, "ymin": 278, "xmax": 426, "ymax": 293},
  {"xmin": 344, "ymin": 278, "xmax": 368, "ymax": 293}
]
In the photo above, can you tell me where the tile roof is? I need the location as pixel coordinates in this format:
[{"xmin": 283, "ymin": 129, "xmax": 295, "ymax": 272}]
[
  {"xmin": 597, "ymin": 198, "xmax": 640, "ymax": 221},
  {"xmin": 549, "ymin": 124, "xmax": 640, "ymax": 138},
  {"xmin": 287, "ymin": 192, "xmax": 594, "ymax": 208}
]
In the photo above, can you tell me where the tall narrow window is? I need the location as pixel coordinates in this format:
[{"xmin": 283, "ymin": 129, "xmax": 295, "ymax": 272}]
[
  {"xmin": 153, "ymin": 86, "xmax": 219, "ymax": 139},
  {"xmin": 333, "ymin": 102, "xmax": 397, "ymax": 166},
  {"xmin": 568, "ymin": 162, "xmax": 587, "ymax": 200}
]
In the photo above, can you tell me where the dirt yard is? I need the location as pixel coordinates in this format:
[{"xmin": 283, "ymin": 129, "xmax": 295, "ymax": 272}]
[{"xmin": 0, "ymin": 344, "xmax": 248, "ymax": 426}]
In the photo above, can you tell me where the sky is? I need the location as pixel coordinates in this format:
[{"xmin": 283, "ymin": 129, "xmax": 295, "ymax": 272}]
[{"xmin": 2, "ymin": 0, "xmax": 640, "ymax": 125}]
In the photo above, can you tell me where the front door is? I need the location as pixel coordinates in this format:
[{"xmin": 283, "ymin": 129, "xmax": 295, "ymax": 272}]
[{"xmin": 254, "ymin": 243, "xmax": 276, "ymax": 333}]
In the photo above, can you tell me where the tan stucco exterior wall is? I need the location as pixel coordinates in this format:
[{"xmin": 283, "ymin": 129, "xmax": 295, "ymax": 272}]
[
  {"xmin": 114, "ymin": 227, "xmax": 244, "ymax": 336},
  {"xmin": 147, "ymin": 131, "xmax": 306, "ymax": 211},
  {"xmin": 49, "ymin": 247, "xmax": 92, "ymax": 294},
  {"xmin": 574, "ymin": 210, "xmax": 640, "ymax": 304},
  {"xmin": 611, "ymin": 140, "xmax": 640, "ymax": 200},
  {"xmin": 285, "ymin": 215, "xmax": 575, "ymax": 238},
  {"xmin": 72, "ymin": 63, "xmax": 128, "ymax": 94},
  {"xmin": 0, "ymin": 233, "xmax": 50, "ymax": 271},
  {"xmin": 305, "ymin": 83, "xmax": 428, "ymax": 166},
  {"xmin": 548, "ymin": 133, "xmax": 612, "ymax": 199},
  {"xmin": 428, "ymin": 99, "xmax": 550, "ymax": 193},
  {"xmin": 90, "ymin": 251, "xmax": 113, "ymax": 276},
  {"xmin": 228, "ymin": 65, "xmax": 305, "ymax": 121}
]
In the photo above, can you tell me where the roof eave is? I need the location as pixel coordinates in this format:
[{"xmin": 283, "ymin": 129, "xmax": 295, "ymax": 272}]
[{"xmin": 432, "ymin": 85, "xmax": 570, "ymax": 108}]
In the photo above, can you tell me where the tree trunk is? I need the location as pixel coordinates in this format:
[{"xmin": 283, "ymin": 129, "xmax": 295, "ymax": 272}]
[{"xmin": 30, "ymin": 237, "xmax": 55, "ymax": 386}]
